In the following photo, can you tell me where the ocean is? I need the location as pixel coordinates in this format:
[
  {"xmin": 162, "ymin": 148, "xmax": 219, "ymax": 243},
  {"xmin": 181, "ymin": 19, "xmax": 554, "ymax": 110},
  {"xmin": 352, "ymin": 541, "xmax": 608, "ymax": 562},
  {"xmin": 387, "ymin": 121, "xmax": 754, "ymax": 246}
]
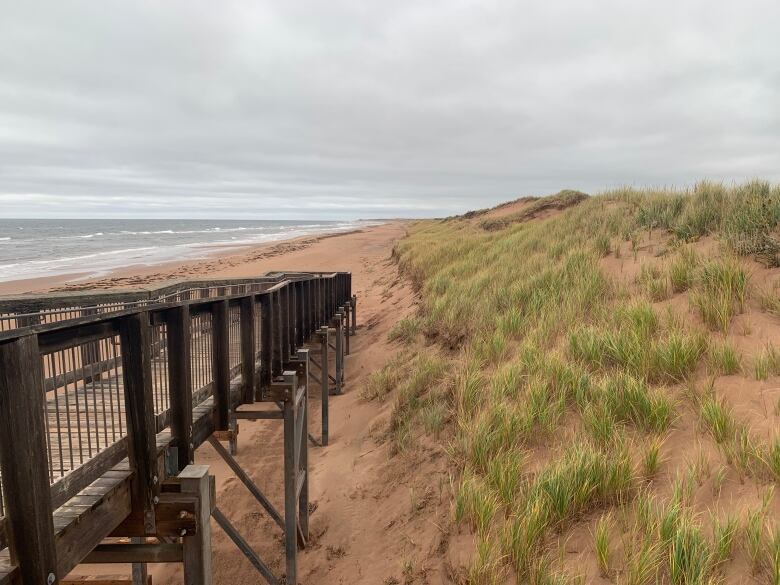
[{"xmin": 0, "ymin": 218, "xmax": 369, "ymax": 283}]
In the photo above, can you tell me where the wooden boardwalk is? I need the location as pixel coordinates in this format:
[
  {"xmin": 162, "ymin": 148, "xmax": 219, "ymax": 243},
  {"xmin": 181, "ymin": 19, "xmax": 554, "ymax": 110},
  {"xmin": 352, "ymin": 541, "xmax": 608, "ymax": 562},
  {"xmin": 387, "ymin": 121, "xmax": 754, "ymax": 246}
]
[{"xmin": 0, "ymin": 272, "xmax": 354, "ymax": 585}]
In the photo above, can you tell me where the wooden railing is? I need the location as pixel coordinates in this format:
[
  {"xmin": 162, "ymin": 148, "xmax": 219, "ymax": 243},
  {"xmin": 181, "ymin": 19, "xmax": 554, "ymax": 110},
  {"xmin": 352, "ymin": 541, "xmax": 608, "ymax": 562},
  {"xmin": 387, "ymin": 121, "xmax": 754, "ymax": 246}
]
[{"xmin": 0, "ymin": 270, "xmax": 354, "ymax": 585}]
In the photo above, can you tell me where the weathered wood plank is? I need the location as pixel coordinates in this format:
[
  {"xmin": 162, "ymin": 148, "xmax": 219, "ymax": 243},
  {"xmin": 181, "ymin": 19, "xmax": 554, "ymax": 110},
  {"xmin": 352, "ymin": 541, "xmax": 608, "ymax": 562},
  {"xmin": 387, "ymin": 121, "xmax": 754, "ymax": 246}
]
[
  {"xmin": 211, "ymin": 301, "xmax": 230, "ymax": 431},
  {"xmin": 181, "ymin": 465, "xmax": 212, "ymax": 585},
  {"xmin": 166, "ymin": 305, "xmax": 193, "ymax": 471},
  {"xmin": 119, "ymin": 313, "xmax": 158, "ymax": 535},
  {"xmin": 0, "ymin": 334, "xmax": 58, "ymax": 585},
  {"xmin": 239, "ymin": 297, "xmax": 255, "ymax": 404}
]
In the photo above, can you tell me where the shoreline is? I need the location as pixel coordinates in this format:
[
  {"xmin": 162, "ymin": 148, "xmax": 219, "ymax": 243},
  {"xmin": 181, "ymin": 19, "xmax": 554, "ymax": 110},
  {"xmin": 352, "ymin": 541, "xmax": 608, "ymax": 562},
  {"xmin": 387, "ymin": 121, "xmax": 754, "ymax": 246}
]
[{"xmin": 0, "ymin": 224, "xmax": 396, "ymax": 296}]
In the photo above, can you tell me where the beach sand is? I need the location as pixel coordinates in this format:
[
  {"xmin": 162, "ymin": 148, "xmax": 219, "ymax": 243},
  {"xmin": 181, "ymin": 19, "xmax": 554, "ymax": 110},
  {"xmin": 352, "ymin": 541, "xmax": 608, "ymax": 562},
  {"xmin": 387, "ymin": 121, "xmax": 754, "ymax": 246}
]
[{"xmin": 53, "ymin": 220, "xmax": 455, "ymax": 584}]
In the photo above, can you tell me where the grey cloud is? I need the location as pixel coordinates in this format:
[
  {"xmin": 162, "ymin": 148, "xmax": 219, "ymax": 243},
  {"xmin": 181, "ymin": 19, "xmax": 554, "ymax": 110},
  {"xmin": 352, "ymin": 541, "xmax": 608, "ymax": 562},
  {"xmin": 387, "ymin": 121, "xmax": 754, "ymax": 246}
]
[{"xmin": 1, "ymin": 0, "xmax": 779, "ymax": 218}]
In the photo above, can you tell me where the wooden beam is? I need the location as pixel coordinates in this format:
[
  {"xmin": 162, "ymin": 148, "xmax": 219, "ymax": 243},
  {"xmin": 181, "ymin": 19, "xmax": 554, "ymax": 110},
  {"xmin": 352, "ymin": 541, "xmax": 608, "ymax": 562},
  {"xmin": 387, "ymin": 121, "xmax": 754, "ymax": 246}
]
[
  {"xmin": 82, "ymin": 543, "xmax": 183, "ymax": 564},
  {"xmin": 0, "ymin": 334, "xmax": 58, "ymax": 585},
  {"xmin": 62, "ymin": 577, "xmax": 150, "ymax": 585}
]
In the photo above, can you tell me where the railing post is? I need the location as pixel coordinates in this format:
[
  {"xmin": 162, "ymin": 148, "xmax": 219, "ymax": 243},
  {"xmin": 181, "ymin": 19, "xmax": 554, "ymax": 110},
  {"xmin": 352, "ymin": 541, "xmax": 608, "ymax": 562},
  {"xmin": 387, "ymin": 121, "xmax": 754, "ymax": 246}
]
[
  {"xmin": 181, "ymin": 464, "xmax": 213, "ymax": 585},
  {"xmin": 0, "ymin": 335, "xmax": 58, "ymax": 585},
  {"xmin": 344, "ymin": 302, "xmax": 351, "ymax": 355},
  {"xmin": 259, "ymin": 294, "xmax": 273, "ymax": 398},
  {"xmin": 272, "ymin": 290, "xmax": 283, "ymax": 378},
  {"xmin": 131, "ymin": 537, "xmax": 148, "ymax": 585},
  {"xmin": 304, "ymin": 280, "xmax": 312, "ymax": 341},
  {"xmin": 288, "ymin": 283, "xmax": 297, "ymax": 356},
  {"xmin": 295, "ymin": 349, "xmax": 310, "ymax": 542},
  {"xmin": 351, "ymin": 294, "xmax": 357, "ymax": 335},
  {"xmin": 319, "ymin": 326, "xmax": 329, "ymax": 445},
  {"xmin": 119, "ymin": 312, "xmax": 159, "ymax": 536},
  {"xmin": 240, "ymin": 297, "xmax": 256, "ymax": 405},
  {"xmin": 281, "ymin": 370, "xmax": 299, "ymax": 585},
  {"xmin": 333, "ymin": 311, "xmax": 343, "ymax": 395},
  {"xmin": 280, "ymin": 286, "xmax": 290, "ymax": 364},
  {"xmin": 327, "ymin": 278, "xmax": 334, "ymax": 317},
  {"xmin": 167, "ymin": 304, "xmax": 193, "ymax": 471},
  {"xmin": 211, "ymin": 300, "xmax": 230, "ymax": 431},
  {"xmin": 295, "ymin": 281, "xmax": 305, "ymax": 347}
]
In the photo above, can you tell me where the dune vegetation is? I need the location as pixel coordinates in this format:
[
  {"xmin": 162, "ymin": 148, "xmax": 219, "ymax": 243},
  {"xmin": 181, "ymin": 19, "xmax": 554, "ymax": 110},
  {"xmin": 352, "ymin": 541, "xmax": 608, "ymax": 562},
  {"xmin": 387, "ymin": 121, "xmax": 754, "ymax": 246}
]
[{"xmin": 367, "ymin": 181, "xmax": 780, "ymax": 584}]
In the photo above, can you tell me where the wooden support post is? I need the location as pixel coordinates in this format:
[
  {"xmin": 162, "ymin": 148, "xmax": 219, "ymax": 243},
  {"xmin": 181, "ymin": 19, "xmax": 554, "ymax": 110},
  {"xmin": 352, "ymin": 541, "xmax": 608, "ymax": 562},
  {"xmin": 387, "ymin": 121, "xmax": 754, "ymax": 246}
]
[
  {"xmin": 295, "ymin": 349, "xmax": 310, "ymax": 542},
  {"xmin": 280, "ymin": 286, "xmax": 290, "ymax": 363},
  {"xmin": 181, "ymin": 465, "xmax": 213, "ymax": 585},
  {"xmin": 351, "ymin": 294, "xmax": 357, "ymax": 335},
  {"xmin": 119, "ymin": 312, "xmax": 158, "ymax": 536},
  {"xmin": 295, "ymin": 282, "xmax": 305, "ymax": 347},
  {"xmin": 272, "ymin": 290, "xmax": 283, "ymax": 377},
  {"xmin": 318, "ymin": 279, "xmax": 325, "ymax": 327},
  {"xmin": 240, "ymin": 296, "xmax": 256, "ymax": 405},
  {"xmin": 319, "ymin": 326, "xmax": 329, "ymax": 445},
  {"xmin": 334, "ymin": 312, "xmax": 344, "ymax": 394},
  {"xmin": 0, "ymin": 334, "xmax": 58, "ymax": 585},
  {"xmin": 167, "ymin": 305, "xmax": 193, "ymax": 471},
  {"xmin": 288, "ymin": 283, "xmax": 297, "ymax": 356},
  {"xmin": 131, "ymin": 538, "xmax": 148, "ymax": 585},
  {"xmin": 280, "ymin": 371, "xmax": 299, "ymax": 584},
  {"xmin": 327, "ymin": 278, "xmax": 333, "ymax": 317},
  {"xmin": 212, "ymin": 300, "xmax": 230, "ymax": 431},
  {"xmin": 347, "ymin": 273, "xmax": 353, "ymax": 316},
  {"xmin": 344, "ymin": 302, "xmax": 351, "ymax": 355},
  {"xmin": 304, "ymin": 280, "xmax": 312, "ymax": 341}
]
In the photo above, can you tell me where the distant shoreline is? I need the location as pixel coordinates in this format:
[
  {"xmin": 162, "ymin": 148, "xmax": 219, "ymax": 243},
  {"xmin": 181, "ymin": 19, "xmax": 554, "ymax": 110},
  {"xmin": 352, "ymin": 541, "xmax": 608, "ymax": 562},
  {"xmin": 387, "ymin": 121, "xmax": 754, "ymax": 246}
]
[
  {"xmin": 0, "ymin": 219, "xmax": 385, "ymax": 294},
  {"xmin": 0, "ymin": 221, "xmax": 398, "ymax": 296}
]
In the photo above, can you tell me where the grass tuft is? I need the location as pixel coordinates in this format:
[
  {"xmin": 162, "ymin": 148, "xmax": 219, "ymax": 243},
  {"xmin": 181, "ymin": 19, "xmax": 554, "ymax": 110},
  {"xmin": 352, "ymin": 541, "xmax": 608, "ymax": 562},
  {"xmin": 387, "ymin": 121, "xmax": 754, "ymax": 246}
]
[
  {"xmin": 593, "ymin": 513, "xmax": 611, "ymax": 576},
  {"xmin": 754, "ymin": 344, "xmax": 780, "ymax": 380},
  {"xmin": 387, "ymin": 317, "xmax": 422, "ymax": 344},
  {"xmin": 706, "ymin": 340, "xmax": 742, "ymax": 375}
]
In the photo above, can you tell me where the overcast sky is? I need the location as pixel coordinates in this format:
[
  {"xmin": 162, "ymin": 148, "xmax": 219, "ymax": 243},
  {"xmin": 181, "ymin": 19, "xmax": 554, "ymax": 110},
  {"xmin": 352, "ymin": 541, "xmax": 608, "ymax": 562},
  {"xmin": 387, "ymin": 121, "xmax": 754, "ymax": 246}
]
[{"xmin": 1, "ymin": 1, "xmax": 779, "ymax": 219}]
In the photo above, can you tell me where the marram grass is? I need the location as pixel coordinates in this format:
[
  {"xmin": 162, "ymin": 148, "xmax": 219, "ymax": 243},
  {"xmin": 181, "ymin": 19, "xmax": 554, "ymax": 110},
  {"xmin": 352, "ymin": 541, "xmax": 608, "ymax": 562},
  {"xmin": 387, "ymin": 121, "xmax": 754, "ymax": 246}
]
[{"xmin": 383, "ymin": 181, "xmax": 780, "ymax": 582}]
